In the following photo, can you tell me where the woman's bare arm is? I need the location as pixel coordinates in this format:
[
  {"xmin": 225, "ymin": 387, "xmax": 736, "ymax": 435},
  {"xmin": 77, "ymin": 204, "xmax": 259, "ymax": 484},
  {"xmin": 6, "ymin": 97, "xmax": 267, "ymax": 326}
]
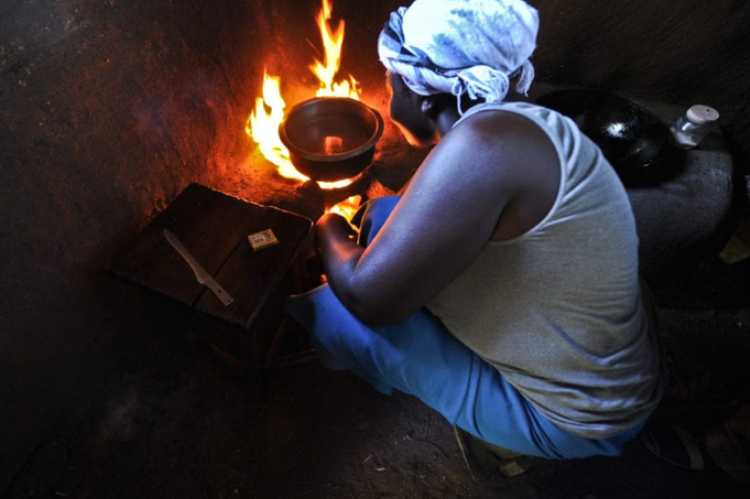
[{"xmin": 317, "ymin": 111, "xmax": 559, "ymax": 325}]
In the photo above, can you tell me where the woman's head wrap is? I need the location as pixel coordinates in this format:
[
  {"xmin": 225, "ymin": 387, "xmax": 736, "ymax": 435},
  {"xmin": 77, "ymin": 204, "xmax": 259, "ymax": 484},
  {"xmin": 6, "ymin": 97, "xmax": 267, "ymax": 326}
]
[{"xmin": 378, "ymin": 0, "xmax": 539, "ymax": 113}]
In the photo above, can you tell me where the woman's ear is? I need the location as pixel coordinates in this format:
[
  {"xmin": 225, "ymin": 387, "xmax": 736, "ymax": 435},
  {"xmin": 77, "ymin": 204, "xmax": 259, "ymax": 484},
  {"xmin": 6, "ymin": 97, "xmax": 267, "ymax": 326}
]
[{"xmin": 420, "ymin": 95, "xmax": 440, "ymax": 119}]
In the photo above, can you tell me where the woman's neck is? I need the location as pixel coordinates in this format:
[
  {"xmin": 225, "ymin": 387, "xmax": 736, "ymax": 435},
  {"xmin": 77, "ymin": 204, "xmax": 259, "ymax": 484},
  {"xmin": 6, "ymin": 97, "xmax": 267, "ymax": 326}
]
[
  {"xmin": 436, "ymin": 107, "xmax": 462, "ymax": 137},
  {"xmin": 504, "ymin": 85, "xmax": 532, "ymax": 103}
]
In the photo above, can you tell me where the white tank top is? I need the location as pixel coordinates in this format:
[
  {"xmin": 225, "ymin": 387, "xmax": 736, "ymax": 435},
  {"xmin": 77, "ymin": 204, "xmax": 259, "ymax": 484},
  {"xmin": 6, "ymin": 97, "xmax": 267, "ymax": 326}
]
[{"xmin": 426, "ymin": 101, "xmax": 664, "ymax": 439}]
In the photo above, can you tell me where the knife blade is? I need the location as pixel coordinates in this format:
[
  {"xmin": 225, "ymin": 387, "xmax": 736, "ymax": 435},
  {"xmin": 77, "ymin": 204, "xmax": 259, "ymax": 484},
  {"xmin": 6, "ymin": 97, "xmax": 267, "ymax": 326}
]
[{"xmin": 163, "ymin": 229, "xmax": 235, "ymax": 306}]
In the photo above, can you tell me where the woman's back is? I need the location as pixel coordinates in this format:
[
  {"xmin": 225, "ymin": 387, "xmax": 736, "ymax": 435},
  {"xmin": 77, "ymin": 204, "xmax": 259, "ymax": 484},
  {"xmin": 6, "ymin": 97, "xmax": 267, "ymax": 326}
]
[{"xmin": 426, "ymin": 101, "xmax": 664, "ymax": 439}]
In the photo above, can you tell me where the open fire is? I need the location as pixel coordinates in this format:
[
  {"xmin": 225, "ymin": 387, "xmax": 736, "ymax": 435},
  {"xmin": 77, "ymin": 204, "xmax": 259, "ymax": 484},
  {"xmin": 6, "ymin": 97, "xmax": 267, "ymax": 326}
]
[{"xmin": 246, "ymin": 0, "xmax": 364, "ymax": 218}]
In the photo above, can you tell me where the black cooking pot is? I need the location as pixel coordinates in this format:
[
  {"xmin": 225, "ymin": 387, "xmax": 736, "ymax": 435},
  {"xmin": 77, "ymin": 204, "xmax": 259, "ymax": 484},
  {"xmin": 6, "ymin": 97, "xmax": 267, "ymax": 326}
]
[
  {"xmin": 279, "ymin": 97, "xmax": 384, "ymax": 182},
  {"xmin": 536, "ymin": 88, "xmax": 669, "ymax": 172}
]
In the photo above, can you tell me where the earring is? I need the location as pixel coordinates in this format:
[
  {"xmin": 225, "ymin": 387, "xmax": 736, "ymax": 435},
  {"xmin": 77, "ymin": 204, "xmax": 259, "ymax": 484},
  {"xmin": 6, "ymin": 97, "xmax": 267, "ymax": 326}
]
[{"xmin": 420, "ymin": 97, "xmax": 437, "ymax": 118}]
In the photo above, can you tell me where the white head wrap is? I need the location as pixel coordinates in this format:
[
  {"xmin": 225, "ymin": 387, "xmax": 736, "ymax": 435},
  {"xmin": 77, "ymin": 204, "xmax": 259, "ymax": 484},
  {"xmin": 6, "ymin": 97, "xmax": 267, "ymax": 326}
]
[{"xmin": 378, "ymin": 0, "xmax": 539, "ymax": 113}]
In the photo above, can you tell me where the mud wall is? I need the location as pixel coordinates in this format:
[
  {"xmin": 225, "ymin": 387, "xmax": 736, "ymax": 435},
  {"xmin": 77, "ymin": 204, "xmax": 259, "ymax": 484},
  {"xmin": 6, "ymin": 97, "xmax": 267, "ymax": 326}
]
[
  {"xmin": 533, "ymin": 0, "xmax": 750, "ymax": 169},
  {"xmin": 2, "ymin": 0, "xmax": 749, "ymax": 493}
]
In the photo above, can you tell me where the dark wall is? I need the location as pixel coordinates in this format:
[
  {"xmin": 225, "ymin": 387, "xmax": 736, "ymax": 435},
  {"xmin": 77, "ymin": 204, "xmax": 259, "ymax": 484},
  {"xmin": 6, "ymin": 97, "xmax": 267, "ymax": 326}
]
[
  {"xmin": 0, "ymin": 0, "xmax": 265, "ymax": 491},
  {"xmin": 532, "ymin": 0, "xmax": 750, "ymax": 167},
  {"xmin": 1, "ymin": 0, "xmax": 749, "ymax": 493}
]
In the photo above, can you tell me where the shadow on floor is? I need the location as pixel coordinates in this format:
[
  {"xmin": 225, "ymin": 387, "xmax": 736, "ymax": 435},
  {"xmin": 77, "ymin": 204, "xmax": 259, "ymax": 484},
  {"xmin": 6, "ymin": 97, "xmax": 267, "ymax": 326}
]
[{"xmin": 5, "ymin": 257, "xmax": 750, "ymax": 499}]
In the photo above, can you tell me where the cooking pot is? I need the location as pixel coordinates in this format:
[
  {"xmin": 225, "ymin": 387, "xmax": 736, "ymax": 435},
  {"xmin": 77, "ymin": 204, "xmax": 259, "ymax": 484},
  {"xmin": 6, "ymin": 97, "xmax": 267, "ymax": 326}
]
[
  {"xmin": 279, "ymin": 97, "xmax": 384, "ymax": 182},
  {"xmin": 536, "ymin": 88, "xmax": 670, "ymax": 172}
]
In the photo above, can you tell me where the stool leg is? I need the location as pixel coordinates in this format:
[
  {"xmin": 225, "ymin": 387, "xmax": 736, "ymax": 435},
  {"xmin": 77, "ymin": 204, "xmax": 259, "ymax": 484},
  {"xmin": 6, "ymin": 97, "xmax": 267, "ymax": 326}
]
[
  {"xmin": 239, "ymin": 326, "xmax": 269, "ymax": 400},
  {"xmin": 265, "ymin": 316, "xmax": 292, "ymax": 369}
]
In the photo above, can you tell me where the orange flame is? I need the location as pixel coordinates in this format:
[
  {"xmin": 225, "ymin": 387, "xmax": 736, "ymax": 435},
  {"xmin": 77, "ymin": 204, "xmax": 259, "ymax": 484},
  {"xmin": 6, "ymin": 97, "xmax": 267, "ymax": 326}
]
[
  {"xmin": 245, "ymin": 72, "xmax": 301, "ymax": 180},
  {"xmin": 246, "ymin": 0, "xmax": 362, "ymax": 219},
  {"xmin": 311, "ymin": 0, "xmax": 361, "ymax": 99}
]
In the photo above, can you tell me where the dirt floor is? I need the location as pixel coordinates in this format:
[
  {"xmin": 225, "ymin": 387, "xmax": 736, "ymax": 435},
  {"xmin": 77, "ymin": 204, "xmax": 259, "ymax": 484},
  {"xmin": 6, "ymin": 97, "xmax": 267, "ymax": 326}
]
[{"xmin": 4, "ymin": 250, "xmax": 750, "ymax": 499}]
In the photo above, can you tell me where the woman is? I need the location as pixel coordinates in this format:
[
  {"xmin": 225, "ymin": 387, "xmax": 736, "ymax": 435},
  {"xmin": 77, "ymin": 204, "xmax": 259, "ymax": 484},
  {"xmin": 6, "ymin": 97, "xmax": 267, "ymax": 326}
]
[{"xmin": 286, "ymin": 0, "xmax": 663, "ymax": 459}]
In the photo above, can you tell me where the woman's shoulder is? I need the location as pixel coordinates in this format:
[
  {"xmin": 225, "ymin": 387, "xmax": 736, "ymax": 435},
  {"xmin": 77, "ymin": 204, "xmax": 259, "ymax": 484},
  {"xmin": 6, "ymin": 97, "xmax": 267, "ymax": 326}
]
[
  {"xmin": 459, "ymin": 100, "xmax": 548, "ymax": 121},
  {"xmin": 444, "ymin": 103, "xmax": 557, "ymax": 161}
]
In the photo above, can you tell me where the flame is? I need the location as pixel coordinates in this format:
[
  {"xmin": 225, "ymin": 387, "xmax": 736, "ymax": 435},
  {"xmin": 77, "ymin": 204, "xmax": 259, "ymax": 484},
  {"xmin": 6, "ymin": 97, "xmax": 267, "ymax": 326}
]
[
  {"xmin": 246, "ymin": 0, "xmax": 363, "ymax": 219},
  {"xmin": 245, "ymin": 72, "xmax": 303, "ymax": 180},
  {"xmin": 311, "ymin": 0, "xmax": 360, "ymax": 99},
  {"xmin": 329, "ymin": 195, "xmax": 361, "ymax": 218}
]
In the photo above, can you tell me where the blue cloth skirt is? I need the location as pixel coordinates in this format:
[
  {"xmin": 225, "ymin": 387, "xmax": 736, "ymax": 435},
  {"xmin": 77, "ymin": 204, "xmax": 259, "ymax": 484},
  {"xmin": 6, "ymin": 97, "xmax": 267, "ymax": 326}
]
[{"xmin": 285, "ymin": 196, "xmax": 643, "ymax": 459}]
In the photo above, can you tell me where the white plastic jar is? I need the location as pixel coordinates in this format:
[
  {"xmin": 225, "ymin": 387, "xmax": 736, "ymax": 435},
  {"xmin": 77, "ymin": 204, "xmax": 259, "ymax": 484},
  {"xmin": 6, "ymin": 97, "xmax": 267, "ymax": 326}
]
[{"xmin": 669, "ymin": 104, "xmax": 720, "ymax": 149}]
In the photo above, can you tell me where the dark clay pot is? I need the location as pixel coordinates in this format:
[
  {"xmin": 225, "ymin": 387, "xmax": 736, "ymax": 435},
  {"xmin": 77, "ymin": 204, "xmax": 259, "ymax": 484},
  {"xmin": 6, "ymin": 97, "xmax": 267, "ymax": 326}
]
[{"xmin": 279, "ymin": 97, "xmax": 384, "ymax": 182}]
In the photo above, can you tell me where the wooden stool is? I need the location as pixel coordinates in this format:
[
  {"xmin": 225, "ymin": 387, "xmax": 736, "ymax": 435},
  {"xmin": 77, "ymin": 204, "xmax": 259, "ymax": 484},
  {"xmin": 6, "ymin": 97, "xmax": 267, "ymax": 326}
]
[{"xmin": 108, "ymin": 183, "xmax": 314, "ymax": 394}]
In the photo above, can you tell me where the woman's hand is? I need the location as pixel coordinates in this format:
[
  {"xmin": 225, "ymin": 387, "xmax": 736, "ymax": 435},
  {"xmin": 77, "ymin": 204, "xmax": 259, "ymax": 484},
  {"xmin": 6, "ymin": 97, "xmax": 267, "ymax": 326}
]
[
  {"xmin": 314, "ymin": 212, "xmax": 357, "ymax": 254},
  {"xmin": 314, "ymin": 211, "xmax": 369, "ymax": 317}
]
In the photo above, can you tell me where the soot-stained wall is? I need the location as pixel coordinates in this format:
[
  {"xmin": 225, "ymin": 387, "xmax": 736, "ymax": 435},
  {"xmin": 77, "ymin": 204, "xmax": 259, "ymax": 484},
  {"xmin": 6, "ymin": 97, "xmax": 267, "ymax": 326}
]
[
  {"xmin": 2, "ymin": 0, "xmax": 749, "ymax": 493},
  {"xmin": 534, "ymin": 0, "xmax": 750, "ymax": 167}
]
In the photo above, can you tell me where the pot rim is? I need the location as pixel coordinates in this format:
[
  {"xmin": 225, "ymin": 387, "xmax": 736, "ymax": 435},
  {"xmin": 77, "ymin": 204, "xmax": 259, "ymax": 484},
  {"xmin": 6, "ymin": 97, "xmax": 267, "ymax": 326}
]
[{"xmin": 279, "ymin": 97, "xmax": 384, "ymax": 163}]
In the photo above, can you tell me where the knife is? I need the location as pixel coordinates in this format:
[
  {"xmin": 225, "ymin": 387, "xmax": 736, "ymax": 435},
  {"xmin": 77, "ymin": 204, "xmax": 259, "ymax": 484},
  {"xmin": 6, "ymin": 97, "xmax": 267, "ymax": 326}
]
[{"xmin": 163, "ymin": 229, "xmax": 235, "ymax": 306}]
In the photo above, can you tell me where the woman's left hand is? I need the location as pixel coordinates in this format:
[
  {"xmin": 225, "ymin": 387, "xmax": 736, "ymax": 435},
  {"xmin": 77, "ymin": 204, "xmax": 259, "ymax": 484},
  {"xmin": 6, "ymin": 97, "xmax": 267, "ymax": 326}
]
[{"xmin": 314, "ymin": 212, "xmax": 357, "ymax": 252}]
